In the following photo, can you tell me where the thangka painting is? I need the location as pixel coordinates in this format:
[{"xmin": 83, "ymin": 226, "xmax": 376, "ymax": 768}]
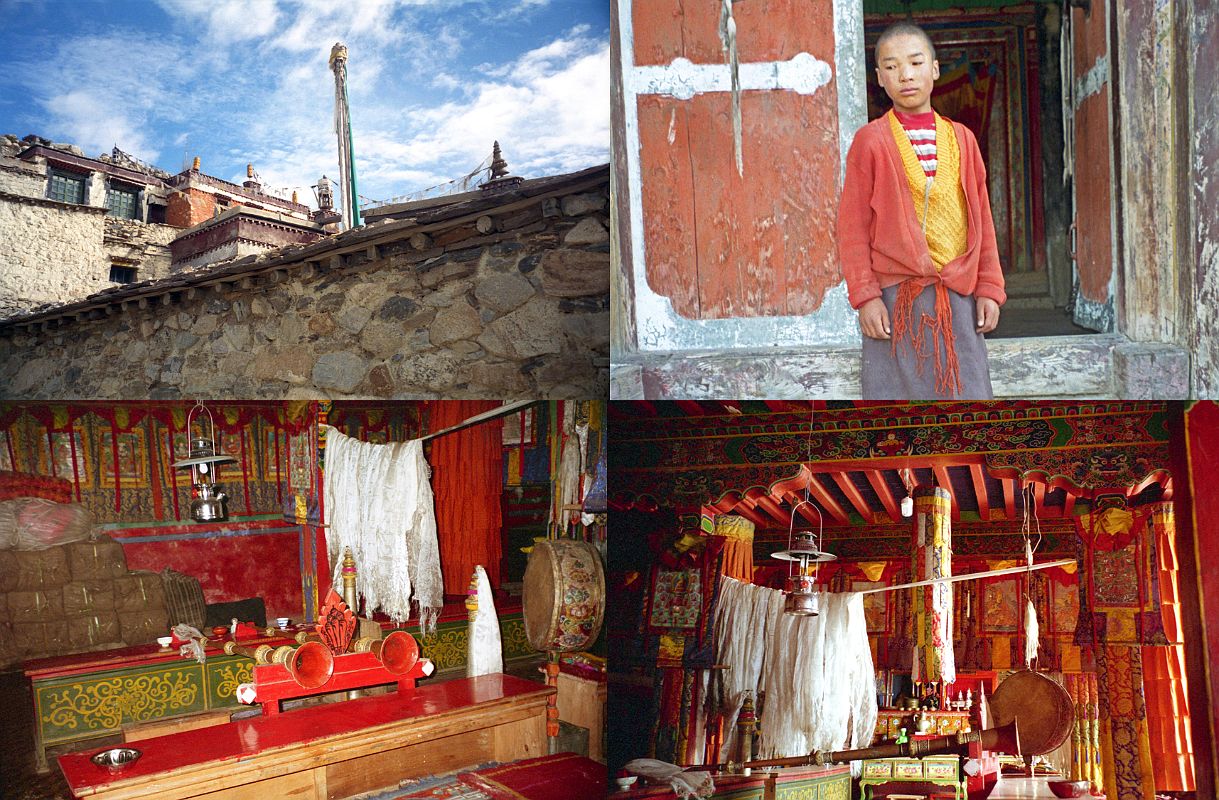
[
  {"xmin": 94, "ymin": 431, "xmax": 150, "ymax": 489},
  {"xmin": 853, "ymin": 580, "xmax": 890, "ymax": 634},
  {"xmin": 45, "ymin": 430, "xmax": 86, "ymax": 484},
  {"xmin": 649, "ymin": 568, "xmax": 702, "ymax": 630},
  {"xmin": 1051, "ymin": 578, "xmax": 1079, "ymax": 636},
  {"xmin": 982, "ymin": 577, "xmax": 1020, "ymax": 633}
]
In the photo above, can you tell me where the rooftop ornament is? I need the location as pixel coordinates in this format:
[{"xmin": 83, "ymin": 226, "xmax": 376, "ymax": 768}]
[{"xmin": 480, "ymin": 141, "xmax": 524, "ymax": 192}]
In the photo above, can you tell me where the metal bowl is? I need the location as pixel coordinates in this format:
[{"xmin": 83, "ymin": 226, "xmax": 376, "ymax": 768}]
[
  {"xmin": 91, "ymin": 747, "xmax": 141, "ymax": 771},
  {"xmin": 1047, "ymin": 780, "xmax": 1091, "ymax": 798}
]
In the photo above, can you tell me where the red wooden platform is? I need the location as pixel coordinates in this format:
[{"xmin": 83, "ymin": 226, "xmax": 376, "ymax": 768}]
[{"xmin": 59, "ymin": 674, "xmax": 553, "ymax": 800}]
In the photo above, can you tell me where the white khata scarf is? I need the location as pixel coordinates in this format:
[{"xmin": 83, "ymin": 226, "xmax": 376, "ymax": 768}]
[
  {"xmin": 713, "ymin": 580, "xmax": 877, "ymax": 761},
  {"xmin": 324, "ymin": 430, "xmax": 443, "ymax": 635},
  {"xmin": 712, "ymin": 576, "xmax": 784, "ymax": 761},
  {"xmin": 467, "ymin": 565, "xmax": 503, "ymax": 677}
]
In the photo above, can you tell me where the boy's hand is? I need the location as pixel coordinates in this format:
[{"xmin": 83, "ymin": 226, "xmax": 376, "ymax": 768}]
[
  {"xmin": 859, "ymin": 298, "xmax": 891, "ymax": 340},
  {"xmin": 975, "ymin": 297, "xmax": 1000, "ymax": 334}
]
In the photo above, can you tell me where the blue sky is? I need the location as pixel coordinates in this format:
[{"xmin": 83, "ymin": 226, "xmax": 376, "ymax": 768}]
[{"xmin": 0, "ymin": 0, "xmax": 608, "ymax": 210}]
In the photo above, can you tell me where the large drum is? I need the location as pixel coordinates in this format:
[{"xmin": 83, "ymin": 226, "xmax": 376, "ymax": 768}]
[
  {"xmin": 522, "ymin": 539, "xmax": 605, "ymax": 652},
  {"xmin": 988, "ymin": 668, "xmax": 1074, "ymax": 755}
]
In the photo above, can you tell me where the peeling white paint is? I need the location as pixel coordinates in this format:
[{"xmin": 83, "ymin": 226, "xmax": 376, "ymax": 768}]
[
  {"xmin": 834, "ymin": 0, "xmax": 868, "ymax": 186},
  {"xmin": 618, "ymin": 0, "xmax": 864, "ymax": 352},
  {"xmin": 629, "ymin": 53, "xmax": 832, "ymax": 100},
  {"xmin": 1073, "ymin": 54, "xmax": 1108, "ymax": 110}
]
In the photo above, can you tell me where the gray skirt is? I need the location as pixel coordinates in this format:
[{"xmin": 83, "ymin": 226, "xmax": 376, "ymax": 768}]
[{"xmin": 861, "ymin": 284, "xmax": 993, "ymax": 400}]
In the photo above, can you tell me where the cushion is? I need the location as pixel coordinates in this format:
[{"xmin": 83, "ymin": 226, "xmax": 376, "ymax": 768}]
[
  {"xmin": 160, "ymin": 568, "xmax": 206, "ymax": 630},
  {"xmin": 204, "ymin": 597, "xmax": 267, "ymax": 629}
]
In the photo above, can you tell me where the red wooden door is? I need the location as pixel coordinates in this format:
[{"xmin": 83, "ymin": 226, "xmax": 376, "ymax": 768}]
[
  {"xmin": 629, "ymin": 0, "xmax": 848, "ymax": 322},
  {"xmin": 1068, "ymin": 2, "xmax": 1116, "ymax": 332}
]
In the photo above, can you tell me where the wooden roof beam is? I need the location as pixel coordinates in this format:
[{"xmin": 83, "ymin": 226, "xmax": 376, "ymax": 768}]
[
  {"xmin": 1032, "ymin": 481, "xmax": 1047, "ymax": 521},
  {"xmin": 865, "ymin": 470, "xmax": 902, "ymax": 523},
  {"xmin": 1003, "ymin": 477, "xmax": 1017, "ymax": 520},
  {"xmin": 931, "ymin": 465, "xmax": 959, "ymax": 521},
  {"xmin": 969, "ymin": 463, "xmax": 991, "ymax": 521},
  {"xmin": 830, "ymin": 472, "xmax": 874, "ymax": 523},
  {"xmin": 803, "ymin": 475, "xmax": 852, "ymax": 526}
]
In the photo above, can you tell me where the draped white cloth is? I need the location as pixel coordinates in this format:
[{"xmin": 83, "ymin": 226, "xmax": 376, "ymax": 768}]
[
  {"xmin": 713, "ymin": 579, "xmax": 877, "ymax": 761},
  {"xmin": 467, "ymin": 565, "xmax": 503, "ymax": 677},
  {"xmin": 324, "ymin": 430, "xmax": 443, "ymax": 634},
  {"xmin": 712, "ymin": 577, "xmax": 784, "ymax": 760}
]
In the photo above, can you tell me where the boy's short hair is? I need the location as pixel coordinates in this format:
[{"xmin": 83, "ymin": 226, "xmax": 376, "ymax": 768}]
[{"xmin": 875, "ymin": 21, "xmax": 937, "ymax": 63}]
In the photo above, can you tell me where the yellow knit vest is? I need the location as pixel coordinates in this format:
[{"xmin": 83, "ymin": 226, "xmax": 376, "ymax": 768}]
[{"xmin": 888, "ymin": 110, "xmax": 969, "ymax": 272}]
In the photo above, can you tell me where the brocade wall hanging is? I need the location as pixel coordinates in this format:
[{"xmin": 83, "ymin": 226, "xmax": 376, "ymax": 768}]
[{"xmin": 1072, "ymin": 498, "xmax": 1166, "ymax": 647}]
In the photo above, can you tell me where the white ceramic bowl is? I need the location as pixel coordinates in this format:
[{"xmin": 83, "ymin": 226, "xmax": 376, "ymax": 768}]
[
  {"xmin": 156, "ymin": 636, "xmax": 173, "ymax": 649},
  {"xmin": 615, "ymin": 776, "xmax": 637, "ymax": 791}
]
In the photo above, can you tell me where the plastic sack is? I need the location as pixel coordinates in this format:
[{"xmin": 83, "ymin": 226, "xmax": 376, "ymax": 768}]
[{"xmin": 0, "ymin": 498, "xmax": 95, "ymax": 550}]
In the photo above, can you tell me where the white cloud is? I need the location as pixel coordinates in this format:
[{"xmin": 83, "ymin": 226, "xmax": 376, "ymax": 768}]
[
  {"xmin": 154, "ymin": 0, "xmax": 281, "ymax": 43},
  {"xmin": 5, "ymin": 1, "xmax": 607, "ymax": 211},
  {"xmin": 42, "ymin": 91, "xmax": 160, "ymax": 162}
]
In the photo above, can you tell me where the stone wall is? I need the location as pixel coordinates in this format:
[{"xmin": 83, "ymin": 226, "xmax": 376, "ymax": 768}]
[
  {"xmin": 103, "ymin": 217, "xmax": 177, "ymax": 283},
  {"xmin": 0, "ymin": 159, "xmax": 44, "ymax": 196},
  {"xmin": 0, "ymin": 194, "xmax": 107, "ymax": 317},
  {"xmin": 0, "ymin": 178, "xmax": 610, "ymax": 399}
]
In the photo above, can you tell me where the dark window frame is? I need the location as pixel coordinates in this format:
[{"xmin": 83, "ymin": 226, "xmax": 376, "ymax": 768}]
[
  {"xmin": 108, "ymin": 264, "xmax": 137, "ymax": 284},
  {"xmin": 47, "ymin": 167, "xmax": 87, "ymax": 204},
  {"xmin": 106, "ymin": 182, "xmax": 140, "ymax": 220}
]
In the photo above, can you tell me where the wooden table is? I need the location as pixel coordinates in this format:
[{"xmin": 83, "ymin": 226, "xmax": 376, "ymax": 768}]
[
  {"xmin": 59, "ymin": 673, "xmax": 553, "ymax": 800},
  {"xmin": 24, "ymin": 635, "xmax": 291, "ymax": 773},
  {"xmin": 859, "ymin": 756, "xmax": 964, "ymax": 799}
]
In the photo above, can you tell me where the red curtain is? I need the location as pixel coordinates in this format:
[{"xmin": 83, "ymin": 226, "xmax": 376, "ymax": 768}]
[
  {"xmin": 1142, "ymin": 503, "xmax": 1195, "ymax": 791},
  {"xmin": 428, "ymin": 401, "xmax": 504, "ymax": 595}
]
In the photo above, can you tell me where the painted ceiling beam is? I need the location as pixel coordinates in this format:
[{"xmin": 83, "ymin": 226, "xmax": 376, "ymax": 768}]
[
  {"xmin": 830, "ymin": 472, "xmax": 874, "ymax": 523},
  {"xmin": 932, "ymin": 465, "xmax": 959, "ymax": 521},
  {"xmin": 803, "ymin": 475, "xmax": 852, "ymax": 526},
  {"xmin": 969, "ymin": 463, "xmax": 991, "ymax": 521},
  {"xmin": 673, "ymin": 400, "xmax": 704, "ymax": 417},
  {"xmin": 865, "ymin": 470, "xmax": 902, "ymax": 522},
  {"xmin": 1032, "ymin": 480, "xmax": 1047, "ymax": 520}
]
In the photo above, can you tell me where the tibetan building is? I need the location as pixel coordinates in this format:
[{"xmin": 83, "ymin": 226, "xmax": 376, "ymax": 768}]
[
  {"xmin": 608, "ymin": 401, "xmax": 1218, "ymax": 800},
  {"xmin": 0, "ymin": 400, "xmax": 607, "ymax": 800}
]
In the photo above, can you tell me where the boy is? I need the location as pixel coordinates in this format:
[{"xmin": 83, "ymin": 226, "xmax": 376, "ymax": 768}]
[{"xmin": 837, "ymin": 22, "xmax": 1006, "ymax": 399}]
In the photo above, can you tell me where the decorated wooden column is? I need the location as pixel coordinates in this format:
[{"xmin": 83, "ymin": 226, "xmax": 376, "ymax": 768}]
[
  {"xmin": 911, "ymin": 486, "xmax": 954, "ymax": 686},
  {"xmin": 714, "ymin": 515, "xmax": 755, "ymax": 582}
]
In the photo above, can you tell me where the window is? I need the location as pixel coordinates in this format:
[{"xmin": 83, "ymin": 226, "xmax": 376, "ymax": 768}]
[
  {"xmin": 47, "ymin": 168, "xmax": 86, "ymax": 204},
  {"xmin": 106, "ymin": 184, "xmax": 139, "ymax": 220},
  {"xmin": 147, "ymin": 203, "xmax": 167, "ymax": 224},
  {"xmin": 109, "ymin": 264, "xmax": 137, "ymax": 284}
]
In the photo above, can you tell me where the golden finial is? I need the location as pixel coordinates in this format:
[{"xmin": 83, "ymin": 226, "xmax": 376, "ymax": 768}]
[{"xmin": 329, "ymin": 42, "xmax": 348, "ymax": 68}]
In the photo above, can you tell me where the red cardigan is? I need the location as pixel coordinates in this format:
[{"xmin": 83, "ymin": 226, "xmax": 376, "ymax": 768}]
[{"xmin": 837, "ymin": 113, "xmax": 1007, "ymax": 310}]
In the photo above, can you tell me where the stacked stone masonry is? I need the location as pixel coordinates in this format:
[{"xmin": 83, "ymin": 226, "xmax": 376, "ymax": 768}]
[
  {"xmin": 0, "ymin": 174, "xmax": 611, "ymax": 399},
  {"xmin": 0, "ymin": 195, "xmax": 108, "ymax": 318}
]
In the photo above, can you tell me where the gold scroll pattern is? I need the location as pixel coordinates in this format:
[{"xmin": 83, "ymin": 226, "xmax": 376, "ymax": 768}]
[
  {"xmin": 209, "ymin": 661, "xmax": 255, "ymax": 703},
  {"xmin": 41, "ymin": 671, "xmax": 200, "ymax": 736},
  {"xmin": 774, "ymin": 774, "xmax": 852, "ymax": 800},
  {"xmin": 412, "ymin": 615, "xmax": 531, "ymax": 672}
]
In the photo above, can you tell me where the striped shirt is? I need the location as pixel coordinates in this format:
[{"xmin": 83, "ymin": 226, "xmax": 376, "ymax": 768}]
[{"xmin": 895, "ymin": 110, "xmax": 937, "ymax": 177}]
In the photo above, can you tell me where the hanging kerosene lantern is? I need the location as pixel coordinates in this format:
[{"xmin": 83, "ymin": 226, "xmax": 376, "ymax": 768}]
[
  {"xmin": 771, "ymin": 493, "xmax": 836, "ymax": 615},
  {"xmin": 172, "ymin": 401, "xmax": 237, "ymax": 522}
]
